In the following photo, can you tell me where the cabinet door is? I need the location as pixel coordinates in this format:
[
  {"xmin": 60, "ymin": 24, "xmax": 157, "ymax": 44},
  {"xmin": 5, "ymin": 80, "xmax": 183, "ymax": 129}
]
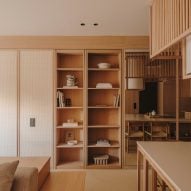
[
  {"xmin": 20, "ymin": 50, "xmax": 53, "ymax": 157},
  {"xmin": 0, "ymin": 50, "xmax": 18, "ymax": 156}
]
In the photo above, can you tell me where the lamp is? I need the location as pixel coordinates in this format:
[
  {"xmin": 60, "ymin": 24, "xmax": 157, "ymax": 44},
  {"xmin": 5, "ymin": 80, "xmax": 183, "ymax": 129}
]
[{"xmin": 127, "ymin": 78, "xmax": 144, "ymax": 90}]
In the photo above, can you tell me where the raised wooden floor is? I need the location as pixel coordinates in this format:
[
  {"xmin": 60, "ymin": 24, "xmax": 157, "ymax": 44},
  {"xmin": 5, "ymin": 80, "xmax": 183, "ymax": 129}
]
[
  {"xmin": 40, "ymin": 171, "xmax": 86, "ymax": 191},
  {"xmin": 0, "ymin": 157, "xmax": 50, "ymax": 189},
  {"xmin": 40, "ymin": 169, "xmax": 137, "ymax": 191}
]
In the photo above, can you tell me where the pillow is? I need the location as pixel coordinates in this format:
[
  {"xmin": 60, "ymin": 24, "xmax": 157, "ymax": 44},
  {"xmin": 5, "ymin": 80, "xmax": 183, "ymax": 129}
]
[{"xmin": 0, "ymin": 160, "xmax": 19, "ymax": 191}]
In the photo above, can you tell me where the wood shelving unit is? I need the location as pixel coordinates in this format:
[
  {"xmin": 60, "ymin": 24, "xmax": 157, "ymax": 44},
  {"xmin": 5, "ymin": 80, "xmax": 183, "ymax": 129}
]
[
  {"xmin": 55, "ymin": 50, "xmax": 85, "ymax": 169},
  {"xmin": 55, "ymin": 49, "xmax": 122, "ymax": 169},
  {"xmin": 86, "ymin": 50, "xmax": 122, "ymax": 168}
]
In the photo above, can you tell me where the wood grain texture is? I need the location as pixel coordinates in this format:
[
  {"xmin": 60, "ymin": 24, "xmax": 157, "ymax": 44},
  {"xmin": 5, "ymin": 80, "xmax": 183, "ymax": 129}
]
[
  {"xmin": 19, "ymin": 50, "xmax": 54, "ymax": 158},
  {"xmin": 40, "ymin": 171, "xmax": 85, "ymax": 191},
  {"xmin": 0, "ymin": 50, "xmax": 18, "ymax": 156},
  {"xmin": 0, "ymin": 36, "xmax": 149, "ymax": 49},
  {"xmin": 150, "ymin": 0, "xmax": 191, "ymax": 58},
  {"xmin": 137, "ymin": 142, "xmax": 191, "ymax": 191}
]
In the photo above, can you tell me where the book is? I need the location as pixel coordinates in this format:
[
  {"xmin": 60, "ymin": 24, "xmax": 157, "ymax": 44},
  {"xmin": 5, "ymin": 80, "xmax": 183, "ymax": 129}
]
[
  {"xmin": 57, "ymin": 91, "xmax": 65, "ymax": 107},
  {"xmin": 113, "ymin": 94, "xmax": 120, "ymax": 107},
  {"xmin": 113, "ymin": 95, "xmax": 117, "ymax": 107}
]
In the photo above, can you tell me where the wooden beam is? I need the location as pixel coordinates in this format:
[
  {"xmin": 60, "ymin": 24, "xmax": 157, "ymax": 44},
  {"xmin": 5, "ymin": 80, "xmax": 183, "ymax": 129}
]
[
  {"xmin": 0, "ymin": 36, "xmax": 149, "ymax": 49},
  {"xmin": 176, "ymin": 58, "xmax": 179, "ymax": 141}
]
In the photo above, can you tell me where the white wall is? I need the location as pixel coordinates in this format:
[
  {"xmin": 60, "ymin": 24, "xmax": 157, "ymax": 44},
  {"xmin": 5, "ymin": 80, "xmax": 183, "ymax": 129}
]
[
  {"xmin": 0, "ymin": 50, "xmax": 18, "ymax": 156},
  {"xmin": 19, "ymin": 50, "xmax": 53, "ymax": 157}
]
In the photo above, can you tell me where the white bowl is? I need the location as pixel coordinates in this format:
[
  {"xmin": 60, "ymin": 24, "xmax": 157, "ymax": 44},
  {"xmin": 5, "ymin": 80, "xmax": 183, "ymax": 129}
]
[
  {"xmin": 67, "ymin": 140, "xmax": 78, "ymax": 145},
  {"xmin": 97, "ymin": 63, "xmax": 111, "ymax": 69}
]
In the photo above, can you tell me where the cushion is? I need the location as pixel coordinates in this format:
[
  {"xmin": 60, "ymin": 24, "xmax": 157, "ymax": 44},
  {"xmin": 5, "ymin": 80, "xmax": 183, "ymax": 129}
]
[
  {"xmin": 11, "ymin": 167, "xmax": 38, "ymax": 191},
  {"xmin": 0, "ymin": 160, "xmax": 19, "ymax": 191}
]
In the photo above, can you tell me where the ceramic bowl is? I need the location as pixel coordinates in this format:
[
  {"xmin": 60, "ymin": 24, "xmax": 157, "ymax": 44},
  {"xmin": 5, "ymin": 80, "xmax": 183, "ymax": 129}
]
[{"xmin": 97, "ymin": 63, "xmax": 111, "ymax": 69}]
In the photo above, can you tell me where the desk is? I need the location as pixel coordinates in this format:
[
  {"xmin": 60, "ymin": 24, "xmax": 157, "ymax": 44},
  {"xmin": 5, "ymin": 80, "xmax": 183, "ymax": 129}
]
[
  {"xmin": 137, "ymin": 142, "xmax": 191, "ymax": 191},
  {"xmin": 125, "ymin": 114, "xmax": 191, "ymax": 123}
]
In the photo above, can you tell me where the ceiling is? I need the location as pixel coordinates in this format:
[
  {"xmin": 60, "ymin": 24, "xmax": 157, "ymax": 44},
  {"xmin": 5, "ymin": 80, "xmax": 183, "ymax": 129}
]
[{"xmin": 0, "ymin": 0, "xmax": 150, "ymax": 36}]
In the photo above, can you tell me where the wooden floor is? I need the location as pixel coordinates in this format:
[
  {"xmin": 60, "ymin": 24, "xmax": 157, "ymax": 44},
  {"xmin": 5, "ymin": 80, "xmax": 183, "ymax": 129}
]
[
  {"xmin": 40, "ymin": 171, "xmax": 86, "ymax": 191},
  {"xmin": 40, "ymin": 169, "xmax": 137, "ymax": 191}
]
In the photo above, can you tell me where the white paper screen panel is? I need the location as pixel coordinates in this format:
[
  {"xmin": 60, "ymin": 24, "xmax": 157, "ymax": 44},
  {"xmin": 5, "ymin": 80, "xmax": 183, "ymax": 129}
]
[
  {"xmin": 0, "ymin": 50, "xmax": 18, "ymax": 156},
  {"xmin": 186, "ymin": 35, "xmax": 191, "ymax": 75},
  {"xmin": 20, "ymin": 50, "xmax": 53, "ymax": 157}
]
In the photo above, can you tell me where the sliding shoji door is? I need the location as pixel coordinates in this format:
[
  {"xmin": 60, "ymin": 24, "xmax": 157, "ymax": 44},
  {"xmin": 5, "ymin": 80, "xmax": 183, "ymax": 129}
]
[
  {"xmin": 0, "ymin": 50, "xmax": 18, "ymax": 156},
  {"xmin": 20, "ymin": 50, "xmax": 53, "ymax": 157}
]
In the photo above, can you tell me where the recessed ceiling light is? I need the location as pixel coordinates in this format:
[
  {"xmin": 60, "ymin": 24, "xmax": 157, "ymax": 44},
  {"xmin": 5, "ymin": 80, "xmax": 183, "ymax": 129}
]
[
  {"xmin": 80, "ymin": 23, "xmax": 85, "ymax": 26},
  {"xmin": 93, "ymin": 23, "xmax": 99, "ymax": 26}
]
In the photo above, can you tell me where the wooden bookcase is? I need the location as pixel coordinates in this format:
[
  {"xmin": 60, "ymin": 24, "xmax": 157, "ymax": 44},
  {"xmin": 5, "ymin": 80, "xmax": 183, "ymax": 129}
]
[
  {"xmin": 55, "ymin": 49, "xmax": 122, "ymax": 169},
  {"xmin": 86, "ymin": 50, "xmax": 122, "ymax": 168},
  {"xmin": 55, "ymin": 50, "xmax": 85, "ymax": 169}
]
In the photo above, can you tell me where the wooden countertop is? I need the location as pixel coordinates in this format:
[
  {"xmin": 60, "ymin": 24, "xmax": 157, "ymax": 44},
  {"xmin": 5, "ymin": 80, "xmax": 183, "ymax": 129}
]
[
  {"xmin": 137, "ymin": 142, "xmax": 191, "ymax": 191},
  {"xmin": 125, "ymin": 114, "xmax": 191, "ymax": 123}
]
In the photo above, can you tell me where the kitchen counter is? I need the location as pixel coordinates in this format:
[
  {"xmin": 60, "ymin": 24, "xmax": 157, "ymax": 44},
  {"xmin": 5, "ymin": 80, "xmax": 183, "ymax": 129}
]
[
  {"xmin": 137, "ymin": 142, "xmax": 191, "ymax": 191},
  {"xmin": 125, "ymin": 114, "xmax": 191, "ymax": 123}
]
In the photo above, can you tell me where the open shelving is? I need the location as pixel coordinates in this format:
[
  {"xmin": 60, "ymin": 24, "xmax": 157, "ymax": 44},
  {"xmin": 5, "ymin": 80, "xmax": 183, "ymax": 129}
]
[
  {"xmin": 86, "ymin": 50, "xmax": 122, "ymax": 168},
  {"xmin": 55, "ymin": 49, "xmax": 122, "ymax": 169},
  {"xmin": 55, "ymin": 50, "xmax": 85, "ymax": 169}
]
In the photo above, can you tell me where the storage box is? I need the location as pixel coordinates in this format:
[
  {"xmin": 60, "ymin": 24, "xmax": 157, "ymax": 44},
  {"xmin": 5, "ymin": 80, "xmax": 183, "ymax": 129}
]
[{"xmin": 93, "ymin": 155, "xmax": 109, "ymax": 165}]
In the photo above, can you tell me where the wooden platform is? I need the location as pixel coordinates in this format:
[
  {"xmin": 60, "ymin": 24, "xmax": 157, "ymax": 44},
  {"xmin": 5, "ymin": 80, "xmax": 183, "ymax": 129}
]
[
  {"xmin": 0, "ymin": 157, "xmax": 50, "ymax": 189},
  {"xmin": 40, "ymin": 171, "xmax": 85, "ymax": 191}
]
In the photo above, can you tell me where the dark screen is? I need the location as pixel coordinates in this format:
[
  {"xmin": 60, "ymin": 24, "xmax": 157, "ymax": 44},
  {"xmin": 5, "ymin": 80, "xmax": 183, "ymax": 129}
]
[{"xmin": 139, "ymin": 82, "xmax": 157, "ymax": 114}]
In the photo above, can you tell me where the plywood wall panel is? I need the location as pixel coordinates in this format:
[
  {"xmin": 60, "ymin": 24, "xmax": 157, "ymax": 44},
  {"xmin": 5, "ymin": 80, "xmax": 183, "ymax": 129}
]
[
  {"xmin": 20, "ymin": 50, "xmax": 53, "ymax": 157},
  {"xmin": 0, "ymin": 50, "xmax": 18, "ymax": 156}
]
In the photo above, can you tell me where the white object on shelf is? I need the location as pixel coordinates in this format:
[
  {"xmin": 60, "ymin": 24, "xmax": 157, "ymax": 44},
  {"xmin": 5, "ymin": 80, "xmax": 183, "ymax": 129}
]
[
  {"xmin": 94, "ymin": 154, "xmax": 109, "ymax": 165},
  {"xmin": 96, "ymin": 83, "xmax": 112, "ymax": 88},
  {"xmin": 97, "ymin": 63, "xmax": 111, "ymax": 69},
  {"xmin": 62, "ymin": 122, "xmax": 78, "ymax": 127},
  {"xmin": 67, "ymin": 140, "xmax": 78, "ymax": 146},
  {"xmin": 96, "ymin": 139, "xmax": 111, "ymax": 146}
]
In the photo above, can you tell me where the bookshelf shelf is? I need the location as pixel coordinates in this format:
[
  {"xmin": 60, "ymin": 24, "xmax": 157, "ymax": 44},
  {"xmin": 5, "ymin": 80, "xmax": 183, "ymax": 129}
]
[
  {"xmin": 88, "ymin": 125, "xmax": 120, "ymax": 128},
  {"xmin": 88, "ymin": 142, "xmax": 120, "ymax": 148},
  {"xmin": 57, "ymin": 107, "xmax": 83, "ymax": 109},
  {"xmin": 55, "ymin": 50, "xmax": 85, "ymax": 169},
  {"xmin": 87, "ymin": 50, "xmax": 122, "ymax": 168},
  {"xmin": 57, "ymin": 87, "xmax": 83, "ymax": 90},
  {"xmin": 57, "ymin": 68, "xmax": 83, "ymax": 71},
  {"xmin": 88, "ymin": 106, "xmax": 119, "ymax": 109},
  {"xmin": 56, "ymin": 126, "xmax": 83, "ymax": 129},
  {"xmin": 88, "ymin": 68, "xmax": 120, "ymax": 71},
  {"xmin": 56, "ymin": 142, "xmax": 83, "ymax": 148},
  {"xmin": 88, "ymin": 88, "xmax": 119, "ymax": 90}
]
